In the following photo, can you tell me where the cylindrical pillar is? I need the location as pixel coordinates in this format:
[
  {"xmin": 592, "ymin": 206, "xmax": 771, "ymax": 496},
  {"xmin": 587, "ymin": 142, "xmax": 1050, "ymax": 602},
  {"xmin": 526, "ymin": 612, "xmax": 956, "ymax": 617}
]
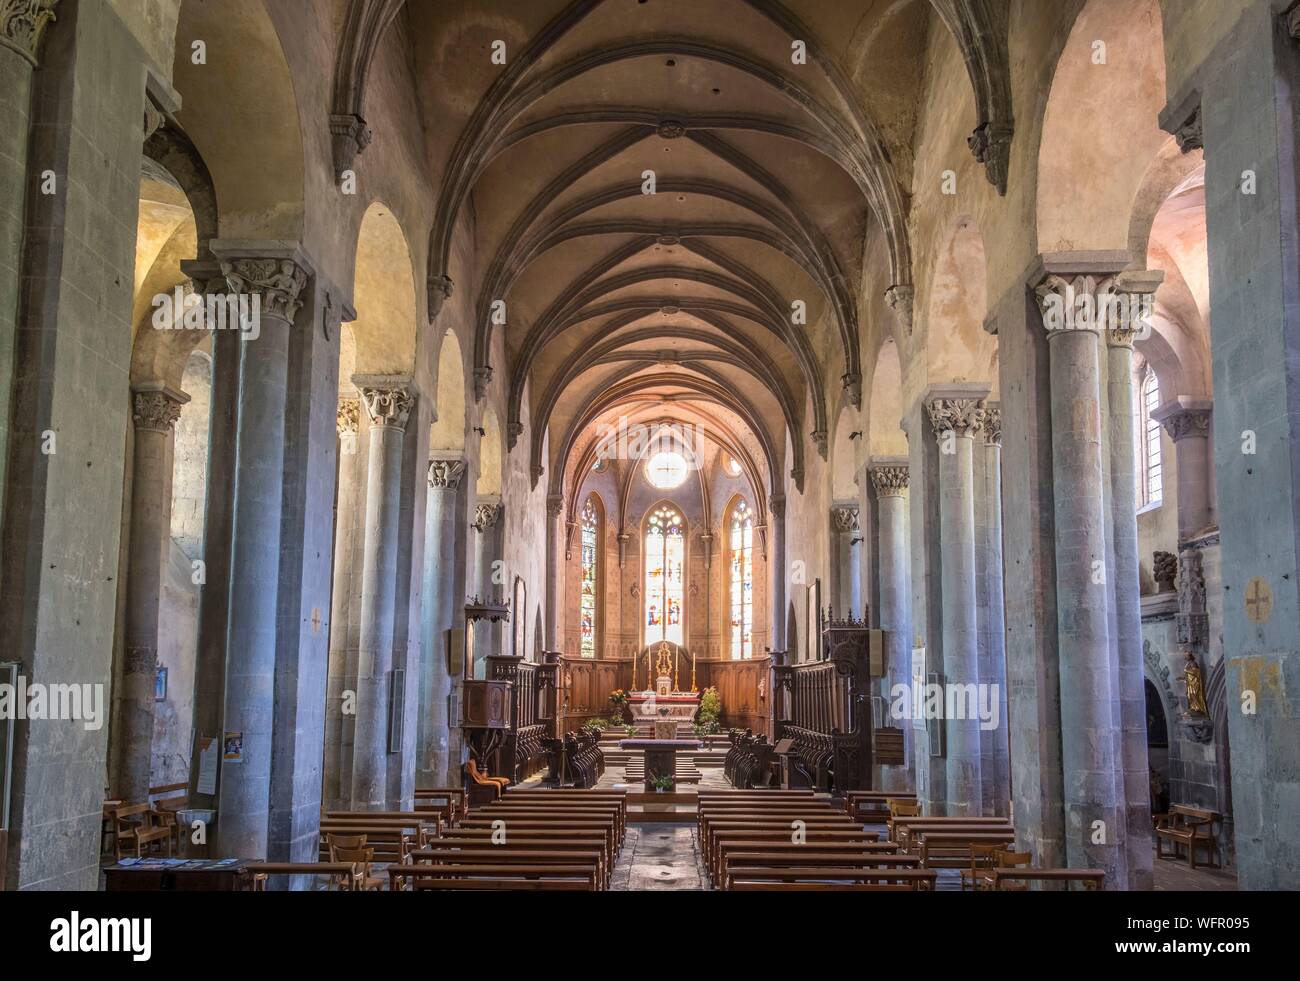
[
  {"xmin": 1155, "ymin": 403, "xmax": 1215, "ymax": 542},
  {"xmin": 322, "ymin": 399, "xmax": 360, "ymax": 811},
  {"xmin": 545, "ymin": 494, "xmax": 563, "ymax": 651},
  {"xmin": 1037, "ymin": 274, "xmax": 1123, "ymax": 884},
  {"xmin": 349, "ymin": 385, "xmax": 413, "ymax": 811},
  {"xmin": 1107, "ymin": 295, "xmax": 1156, "ymax": 890},
  {"xmin": 769, "ymin": 495, "xmax": 786, "ymax": 652},
  {"xmin": 115, "ymin": 386, "xmax": 187, "ymax": 802},
  {"xmin": 871, "ymin": 464, "xmax": 911, "ymax": 792},
  {"xmin": 927, "ymin": 398, "xmax": 984, "ymax": 816},
  {"xmin": 420, "ymin": 458, "xmax": 466, "ymax": 786},
  {"xmin": 980, "ymin": 409, "xmax": 1010, "ymax": 816},
  {"xmin": 215, "ymin": 252, "xmax": 309, "ymax": 857},
  {"xmin": 471, "ymin": 499, "xmax": 502, "ymax": 675}
]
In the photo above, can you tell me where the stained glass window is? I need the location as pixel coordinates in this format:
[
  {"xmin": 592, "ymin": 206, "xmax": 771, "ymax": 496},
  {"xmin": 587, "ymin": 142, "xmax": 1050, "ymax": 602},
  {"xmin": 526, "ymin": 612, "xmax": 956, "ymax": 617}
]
[
  {"xmin": 579, "ymin": 496, "xmax": 599, "ymax": 658},
  {"xmin": 729, "ymin": 499, "xmax": 753, "ymax": 659},
  {"xmin": 645, "ymin": 505, "xmax": 684, "ymax": 646}
]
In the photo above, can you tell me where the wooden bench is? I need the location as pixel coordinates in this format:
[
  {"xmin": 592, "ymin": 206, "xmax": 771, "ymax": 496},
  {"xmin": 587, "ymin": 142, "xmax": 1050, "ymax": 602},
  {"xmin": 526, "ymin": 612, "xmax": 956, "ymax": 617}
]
[
  {"xmin": 248, "ymin": 862, "xmax": 362, "ymax": 891},
  {"xmin": 713, "ymin": 840, "xmax": 896, "ymax": 884},
  {"xmin": 319, "ymin": 819, "xmax": 428, "ymax": 864},
  {"xmin": 457, "ymin": 817, "xmax": 617, "ymax": 856},
  {"xmin": 915, "ymin": 830, "xmax": 1017, "ymax": 868},
  {"xmin": 414, "ymin": 787, "xmax": 467, "ymax": 826},
  {"xmin": 701, "ymin": 818, "xmax": 868, "ymax": 871},
  {"xmin": 891, "ymin": 817, "xmax": 1011, "ymax": 849},
  {"xmin": 390, "ymin": 864, "xmax": 597, "ymax": 891},
  {"xmin": 483, "ymin": 799, "xmax": 626, "ymax": 841},
  {"xmin": 725, "ymin": 866, "xmax": 936, "ymax": 891},
  {"xmin": 986, "ymin": 867, "xmax": 1106, "ymax": 891},
  {"xmin": 709, "ymin": 833, "xmax": 889, "ymax": 882},
  {"xmin": 414, "ymin": 838, "xmax": 611, "ymax": 888},
  {"xmin": 843, "ymin": 790, "xmax": 917, "ymax": 822},
  {"xmin": 1155, "ymin": 805, "xmax": 1221, "ymax": 869},
  {"xmin": 400, "ymin": 847, "xmax": 603, "ymax": 890}
]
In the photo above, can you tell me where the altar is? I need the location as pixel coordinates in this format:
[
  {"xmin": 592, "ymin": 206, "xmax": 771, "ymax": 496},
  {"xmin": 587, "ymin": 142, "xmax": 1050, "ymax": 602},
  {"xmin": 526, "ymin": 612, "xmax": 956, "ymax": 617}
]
[
  {"xmin": 628, "ymin": 691, "xmax": 700, "ymax": 739},
  {"xmin": 629, "ymin": 641, "xmax": 700, "ymax": 739}
]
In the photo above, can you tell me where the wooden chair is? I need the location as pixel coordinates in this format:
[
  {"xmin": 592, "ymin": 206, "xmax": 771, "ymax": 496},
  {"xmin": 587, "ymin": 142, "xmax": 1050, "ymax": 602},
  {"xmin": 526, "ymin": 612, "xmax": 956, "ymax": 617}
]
[
  {"xmin": 327, "ymin": 834, "xmax": 384, "ymax": 891},
  {"xmin": 113, "ymin": 803, "xmax": 172, "ymax": 860},
  {"xmin": 1155, "ymin": 805, "xmax": 1220, "ymax": 869},
  {"xmin": 886, "ymin": 799, "xmax": 921, "ymax": 840},
  {"xmin": 463, "ymin": 759, "xmax": 509, "ymax": 806},
  {"xmin": 959, "ymin": 842, "xmax": 1002, "ymax": 891},
  {"xmin": 976, "ymin": 849, "xmax": 1033, "ymax": 891}
]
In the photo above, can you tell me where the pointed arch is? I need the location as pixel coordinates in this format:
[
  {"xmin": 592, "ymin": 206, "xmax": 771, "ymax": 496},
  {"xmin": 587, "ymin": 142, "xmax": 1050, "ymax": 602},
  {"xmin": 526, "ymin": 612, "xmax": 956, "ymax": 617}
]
[
  {"xmin": 724, "ymin": 494, "xmax": 756, "ymax": 660},
  {"xmin": 642, "ymin": 500, "xmax": 688, "ymax": 648},
  {"xmin": 578, "ymin": 492, "xmax": 604, "ymax": 659}
]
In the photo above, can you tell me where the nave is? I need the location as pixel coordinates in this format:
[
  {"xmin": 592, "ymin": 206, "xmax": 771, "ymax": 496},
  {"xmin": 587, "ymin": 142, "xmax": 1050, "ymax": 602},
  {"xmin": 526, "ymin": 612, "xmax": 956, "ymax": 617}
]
[{"xmin": 1, "ymin": 0, "xmax": 1298, "ymax": 910}]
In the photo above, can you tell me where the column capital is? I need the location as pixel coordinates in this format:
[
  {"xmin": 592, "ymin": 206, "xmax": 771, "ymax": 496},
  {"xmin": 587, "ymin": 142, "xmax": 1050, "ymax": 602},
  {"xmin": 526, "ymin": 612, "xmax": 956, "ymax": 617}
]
[
  {"xmin": 546, "ymin": 493, "xmax": 564, "ymax": 518},
  {"xmin": 131, "ymin": 385, "xmax": 188, "ymax": 434},
  {"xmin": 359, "ymin": 386, "xmax": 413, "ymax": 431},
  {"xmin": 1105, "ymin": 270, "xmax": 1164, "ymax": 348},
  {"xmin": 1152, "ymin": 399, "xmax": 1212, "ymax": 442},
  {"xmin": 215, "ymin": 247, "xmax": 312, "ymax": 323},
  {"xmin": 427, "ymin": 457, "xmax": 466, "ymax": 489},
  {"xmin": 982, "ymin": 405, "xmax": 1002, "ymax": 446},
  {"xmin": 1035, "ymin": 273, "xmax": 1116, "ymax": 337},
  {"xmin": 884, "ymin": 284, "xmax": 913, "ymax": 334},
  {"xmin": 870, "ymin": 465, "xmax": 909, "ymax": 497},
  {"xmin": 336, "ymin": 397, "xmax": 360, "ymax": 437},
  {"xmin": 832, "ymin": 506, "xmax": 859, "ymax": 532},
  {"xmin": 926, "ymin": 397, "xmax": 985, "ymax": 438},
  {"xmin": 1, "ymin": 0, "xmax": 58, "ymax": 67},
  {"xmin": 473, "ymin": 500, "xmax": 502, "ymax": 532},
  {"xmin": 770, "ymin": 494, "xmax": 786, "ymax": 520}
]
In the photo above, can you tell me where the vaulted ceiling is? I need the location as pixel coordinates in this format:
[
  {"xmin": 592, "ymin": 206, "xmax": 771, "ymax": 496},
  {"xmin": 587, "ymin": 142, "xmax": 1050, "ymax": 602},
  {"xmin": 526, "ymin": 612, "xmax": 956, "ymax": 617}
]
[{"xmin": 334, "ymin": 0, "xmax": 1013, "ymax": 505}]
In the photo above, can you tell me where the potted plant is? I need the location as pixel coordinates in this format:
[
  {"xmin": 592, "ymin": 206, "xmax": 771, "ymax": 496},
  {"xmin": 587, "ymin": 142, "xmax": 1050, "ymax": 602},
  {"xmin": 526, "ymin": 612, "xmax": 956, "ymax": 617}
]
[
  {"xmin": 624, "ymin": 724, "xmax": 637, "ymax": 737},
  {"xmin": 649, "ymin": 774, "xmax": 674, "ymax": 793},
  {"xmin": 607, "ymin": 688, "xmax": 629, "ymax": 724}
]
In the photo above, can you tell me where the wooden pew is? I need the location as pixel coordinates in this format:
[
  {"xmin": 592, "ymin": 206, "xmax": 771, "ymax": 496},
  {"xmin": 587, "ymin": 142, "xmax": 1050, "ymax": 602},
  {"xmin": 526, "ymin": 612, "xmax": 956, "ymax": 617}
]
[
  {"xmin": 986, "ymin": 868, "xmax": 1106, "ymax": 891},
  {"xmin": 319, "ymin": 816, "xmax": 433, "ymax": 864},
  {"xmin": 457, "ymin": 817, "xmax": 617, "ymax": 856},
  {"xmin": 483, "ymin": 797, "xmax": 626, "ymax": 841},
  {"xmin": 248, "ymin": 862, "xmax": 362, "ymax": 891},
  {"xmin": 413, "ymin": 788, "xmax": 467, "ymax": 826},
  {"xmin": 843, "ymin": 790, "xmax": 917, "ymax": 822},
  {"xmin": 720, "ymin": 848, "xmax": 916, "ymax": 886},
  {"xmin": 890, "ymin": 816, "xmax": 1011, "ymax": 848},
  {"xmin": 700, "ymin": 814, "xmax": 867, "ymax": 871},
  {"xmin": 414, "ymin": 838, "xmax": 611, "ymax": 888},
  {"xmin": 400, "ymin": 847, "xmax": 602, "ymax": 890},
  {"xmin": 915, "ymin": 830, "xmax": 1017, "ymax": 868},
  {"xmin": 726, "ymin": 866, "xmax": 937, "ymax": 891},
  {"xmin": 390, "ymin": 864, "xmax": 597, "ymax": 891},
  {"xmin": 709, "ymin": 833, "xmax": 889, "ymax": 883}
]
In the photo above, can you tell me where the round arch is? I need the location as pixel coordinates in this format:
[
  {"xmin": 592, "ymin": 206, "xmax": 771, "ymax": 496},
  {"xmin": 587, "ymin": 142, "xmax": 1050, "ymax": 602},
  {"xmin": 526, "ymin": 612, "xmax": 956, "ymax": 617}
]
[{"xmin": 431, "ymin": 328, "xmax": 467, "ymax": 452}]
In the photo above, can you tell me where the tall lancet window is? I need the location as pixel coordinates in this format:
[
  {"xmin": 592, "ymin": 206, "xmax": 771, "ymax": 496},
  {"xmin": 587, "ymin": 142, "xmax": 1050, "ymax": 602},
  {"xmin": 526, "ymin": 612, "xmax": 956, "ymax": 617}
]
[
  {"xmin": 1135, "ymin": 367, "xmax": 1163, "ymax": 508},
  {"xmin": 579, "ymin": 495, "xmax": 600, "ymax": 658},
  {"xmin": 644, "ymin": 505, "xmax": 685, "ymax": 646},
  {"xmin": 729, "ymin": 499, "xmax": 754, "ymax": 659}
]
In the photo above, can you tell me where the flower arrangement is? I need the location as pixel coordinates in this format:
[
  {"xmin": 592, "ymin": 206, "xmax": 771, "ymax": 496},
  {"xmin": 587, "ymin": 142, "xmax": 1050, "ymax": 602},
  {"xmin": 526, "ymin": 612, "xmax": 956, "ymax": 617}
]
[
  {"xmin": 608, "ymin": 689, "xmax": 629, "ymax": 707},
  {"xmin": 650, "ymin": 775, "xmax": 674, "ymax": 792}
]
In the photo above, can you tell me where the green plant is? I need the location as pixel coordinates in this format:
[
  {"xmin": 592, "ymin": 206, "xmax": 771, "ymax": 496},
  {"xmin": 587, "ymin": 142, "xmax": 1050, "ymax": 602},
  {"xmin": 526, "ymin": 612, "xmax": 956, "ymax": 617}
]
[
  {"xmin": 624, "ymin": 725, "xmax": 636, "ymax": 737},
  {"xmin": 649, "ymin": 775, "xmax": 674, "ymax": 791},
  {"xmin": 581, "ymin": 717, "xmax": 607, "ymax": 733},
  {"xmin": 698, "ymin": 686, "xmax": 722, "ymax": 727}
]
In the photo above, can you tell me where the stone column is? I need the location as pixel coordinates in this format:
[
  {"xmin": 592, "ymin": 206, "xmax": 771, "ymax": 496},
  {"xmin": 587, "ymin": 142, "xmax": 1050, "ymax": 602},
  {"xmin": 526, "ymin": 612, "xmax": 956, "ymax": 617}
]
[
  {"xmin": 979, "ymin": 407, "xmax": 1010, "ymax": 816},
  {"xmin": 769, "ymin": 494, "xmax": 787, "ymax": 652},
  {"xmin": 322, "ymin": 398, "xmax": 360, "ymax": 811},
  {"xmin": 1105, "ymin": 277, "xmax": 1159, "ymax": 890},
  {"xmin": 871, "ymin": 462, "xmax": 911, "ymax": 792},
  {"xmin": 209, "ymin": 248, "xmax": 312, "ymax": 857},
  {"xmin": 927, "ymin": 397, "xmax": 984, "ymax": 816},
  {"xmin": 349, "ymin": 384, "xmax": 414, "ymax": 811},
  {"xmin": 471, "ymin": 498, "xmax": 502, "ymax": 674},
  {"xmin": 832, "ymin": 505, "xmax": 861, "ymax": 616},
  {"xmin": 114, "ymin": 385, "xmax": 187, "ymax": 802},
  {"xmin": 1153, "ymin": 399, "xmax": 1214, "ymax": 542},
  {"xmin": 545, "ymin": 493, "xmax": 563, "ymax": 651},
  {"xmin": 419, "ymin": 457, "xmax": 466, "ymax": 786},
  {"xmin": 1035, "ymin": 274, "xmax": 1123, "ymax": 883}
]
